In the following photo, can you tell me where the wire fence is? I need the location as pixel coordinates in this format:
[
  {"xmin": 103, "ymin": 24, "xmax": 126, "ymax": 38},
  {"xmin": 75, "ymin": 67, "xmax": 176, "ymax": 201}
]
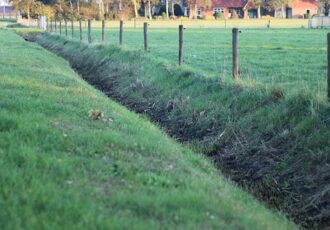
[{"xmin": 41, "ymin": 19, "xmax": 329, "ymax": 100}]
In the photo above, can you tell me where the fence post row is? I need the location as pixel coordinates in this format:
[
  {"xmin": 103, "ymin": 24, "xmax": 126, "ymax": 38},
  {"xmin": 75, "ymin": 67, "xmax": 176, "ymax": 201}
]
[
  {"xmin": 327, "ymin": 33, "xmax": 330, "ymax": 101},
  {"xmin": 79, "ymin": 19, "xmax": 83, "ymax": 42},
  {"xmin": 88, "ymin": 19, "xmax": 92, "ymax": 44},
  {"xmin": 102, "ymin": 20, "xmax": 106, "ymax": 45},
  {"xmin": 144, "ymin": 22, "xmax": 148, "ymax": 52},
  {"xmin": 232, "ymin": 28, "xmax": 239, "ymax": 80},
  {"xmin": 119, "ymin": 20, "xmax": 123, "ymax": 45},
  {"xmin": 178, "ymin": 25, "xmax": 184, "ymax": 65}
]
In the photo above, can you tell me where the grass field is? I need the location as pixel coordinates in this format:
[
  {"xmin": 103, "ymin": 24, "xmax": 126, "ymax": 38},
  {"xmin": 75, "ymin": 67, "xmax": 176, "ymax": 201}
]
[
  {"xmin": 47, "ymin": 20, "xmax": 329, "ymax": 99},
  {"xmin": 0, "ymin": 29, "xmax": 298, "ymax": 229},
  {"xmin": 31, "ymin": 28, "xmax": 330, "ymax": 228}
]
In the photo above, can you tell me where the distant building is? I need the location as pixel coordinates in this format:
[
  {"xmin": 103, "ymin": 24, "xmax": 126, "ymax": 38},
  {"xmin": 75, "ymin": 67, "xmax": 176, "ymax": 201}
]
[
  {"xmin": 0, "ymin": 0, "xmax": 13, "ymax": 17},
  {"xmin": 156, "ymin": 0, "xmax": 319, "ymax": 19}
]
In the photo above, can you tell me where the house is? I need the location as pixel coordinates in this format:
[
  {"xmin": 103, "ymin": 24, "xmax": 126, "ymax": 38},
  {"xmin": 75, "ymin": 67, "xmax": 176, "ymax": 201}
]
[
  {"xmin": 0, "ymin": 0, "xmax": 13, "ymax": 17},
  {"xmin": 286, "ymin": 0, "xmax": 318, "ymax": 18},
  {"xmin": 201, "ymin": 0, "xmax": 249, "ymax": 18},
  {"xmin": 167, "ymin": 0, "xmax": 318, "ymax": 19}
]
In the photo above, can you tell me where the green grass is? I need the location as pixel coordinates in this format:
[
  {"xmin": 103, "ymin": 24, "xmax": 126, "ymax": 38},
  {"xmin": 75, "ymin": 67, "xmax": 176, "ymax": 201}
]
[
  {"xmin": 30, "ymin": 30, "xmax": 330, "ymax": 229},
  {"xmin": 48, "ymin": 22, "xmax": 329, "ymax": 99},
  {"xmin": 0, "ymin": 30, "xmax": 297, "ymax": 229}
]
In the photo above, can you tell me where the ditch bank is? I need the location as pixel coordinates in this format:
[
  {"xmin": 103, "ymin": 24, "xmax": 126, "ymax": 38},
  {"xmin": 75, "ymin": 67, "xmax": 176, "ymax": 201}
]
[{"xmin": 30, "ymin": 32, "xmax": 329, "ymax": 229}]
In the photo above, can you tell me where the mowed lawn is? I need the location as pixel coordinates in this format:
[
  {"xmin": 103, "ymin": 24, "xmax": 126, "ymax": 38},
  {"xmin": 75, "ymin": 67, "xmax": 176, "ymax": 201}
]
[
  {"xmin": 54, "ymin": 23, "xmax": 328, "ymax": 98},
  {"xmin": 0, "ymin": 30, "xmax": 296, "ymax": 229}
]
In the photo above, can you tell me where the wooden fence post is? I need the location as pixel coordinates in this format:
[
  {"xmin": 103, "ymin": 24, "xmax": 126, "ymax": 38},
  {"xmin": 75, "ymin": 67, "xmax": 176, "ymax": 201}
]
[
  {"xmin": 119, "ymin": 20, "xmax": 123, "ymax": 45},
  {"xmin": 71, "ymin": 19, "xmax": 74, "ymax": 38},
  {"xmin": 65, "ymin": 19, "xmax": 68, "ymax": 36},
  {"xmin": 178, "ymin": 25, "xmax": 183, "ymax": 65},
  {"xmin": 79, "ymin": 19, "xmax": 82, "ymax": 43},
  {"xmin": 88, "ymin": 19, "xmax": 92, "ymax": 43},
  {"xmin": 327, "ymin": 33, "xmax": 330, "ymax": 101},
  {"xmin": 102, "ymin": 19, "xmax": 106, "ymax": 45},
  {"xmin": 144, "ymin": 22, "xmax": 148, "ymax": 52},
  {"xmin": 60, "ymin": 20, "xmax": 62, "ymax": 34},
  {"xmin": 232, "ymin": 28, "xmax": 239, "ymax": 80}
]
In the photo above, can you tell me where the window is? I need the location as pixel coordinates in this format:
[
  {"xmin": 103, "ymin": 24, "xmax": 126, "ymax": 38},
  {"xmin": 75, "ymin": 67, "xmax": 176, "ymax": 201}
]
[
  {"xmin": 213, "ymin": 7, "xmax": 224, "ymax": 14},
  {"xmin": 196, "ymin": 8, "xmax": 202, "ymax": 16}
]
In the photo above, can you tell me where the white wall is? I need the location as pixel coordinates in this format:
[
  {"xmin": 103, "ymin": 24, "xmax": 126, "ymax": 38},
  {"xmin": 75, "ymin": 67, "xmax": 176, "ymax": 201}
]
[{"xmin": 0, "ymin": 0, "xmax": 12, "ymax": 6}]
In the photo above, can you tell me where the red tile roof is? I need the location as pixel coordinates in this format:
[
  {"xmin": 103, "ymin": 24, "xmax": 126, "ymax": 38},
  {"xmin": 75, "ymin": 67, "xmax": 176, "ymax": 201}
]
[{"xmin": 211, "ymin": 0, "xmax": 248, "ymax": 8}]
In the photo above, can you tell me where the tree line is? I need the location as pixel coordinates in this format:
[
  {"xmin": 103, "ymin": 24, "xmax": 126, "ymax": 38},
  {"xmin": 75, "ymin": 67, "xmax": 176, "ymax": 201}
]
[{"xmin": 11, "ymin": 0, "xmax": 330, "ymax": 21}]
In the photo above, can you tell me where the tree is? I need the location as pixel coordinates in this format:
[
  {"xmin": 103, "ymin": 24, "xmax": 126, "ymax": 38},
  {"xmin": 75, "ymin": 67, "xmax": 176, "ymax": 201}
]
[
  {"xmin": 12, "ymin": 0, "xmax": 36, "ymax": 21},
  {"xmin": 319, "ymin": 0, "xmax": 330, "ymax": 16},
  {"xmin": 165, "ymin": 0, "xmax": 169, "ymax": 19},
  {"xmin": 131, "ymin": 0, "xmax": 139, "ymax": 18},
  {"xmin": 32, "ymin": 1, "xmax": 55, "ymax": 18},
  {"xmin": 249, "ymin": 0, "xmax": 263, "ymax": 19},
  {"xmin": 265, "ymin": 0, "xmax": 292, "ymax": 18},
  {"xmin": 142, "ymin": 0, "xmax": 156, "ymax": 19}
]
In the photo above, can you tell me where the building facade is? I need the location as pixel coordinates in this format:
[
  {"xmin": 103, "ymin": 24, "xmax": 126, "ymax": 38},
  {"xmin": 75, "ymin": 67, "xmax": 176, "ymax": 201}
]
[
  {"xmin": 159, "ymin": 0, "xmax": 319, "ymax": 19},
  {"xmin": 0, "ymin": 0, "xmax": 13, "ymax": 17}
]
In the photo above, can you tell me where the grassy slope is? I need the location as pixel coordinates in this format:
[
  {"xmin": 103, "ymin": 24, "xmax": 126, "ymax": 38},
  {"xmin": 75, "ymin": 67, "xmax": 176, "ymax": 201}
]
[
  {"xmin": 0, "ymin": 30, "xmax": 296, "ymax": 229},
  {"xmin": 31, "ymin": 31, "xmax": 330, "ymax": 229},
  {"xmin": 54, "ymin": 25, "xmax": 327, "ymax": 97}
]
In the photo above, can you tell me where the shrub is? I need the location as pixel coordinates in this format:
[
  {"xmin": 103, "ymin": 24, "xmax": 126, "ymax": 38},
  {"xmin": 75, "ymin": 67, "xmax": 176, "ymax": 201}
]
[
  {"xmin": 304, "ymin": 13, "xmax": 311, "ymax": 19},
  {"xmin": 162, "ymin": 12, "xmax": 167, "ymax": 19},
  {"xmin": 214, "ymin": 12, "xmax": 225, "ymax": 20}
]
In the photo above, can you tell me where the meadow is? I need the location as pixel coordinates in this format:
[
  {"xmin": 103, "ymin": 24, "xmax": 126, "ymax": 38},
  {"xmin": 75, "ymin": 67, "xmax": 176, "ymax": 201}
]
[
  {"xmin": 31, "ymin": 25, "xmax": 330, "ymax": 228},
  {"xmin": 49, "ymin": 19, "xmax": 329, "ymax": 99},
  {"xmin": 0, "ymin": 29, "xmax": 298, "ymax": 229}
]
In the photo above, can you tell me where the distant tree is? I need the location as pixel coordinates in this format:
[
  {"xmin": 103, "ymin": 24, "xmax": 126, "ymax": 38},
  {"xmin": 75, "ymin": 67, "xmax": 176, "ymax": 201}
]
[
  {"xmin": 265, "ymin": 0, "xmax": 292, "ymax": 18},
  {"xmin": 165, "ymin": 0, "xmax": 169, "ymax": 19},
  {"xmin": 12, "ymin": 0, "xmax": 36, "ymax": 21},
  {"xmin": 141, "ymin": 0, "xmax": 156, "ymax": 19},
  {"xmin": 319, "ymin": 0, "xmax": 330, "ymax": 16},
  {"xmin": 231, "ymin": 9, "xmax": 238, "ymax": 19},
  {"xmin": 32, "ymin": 2, "xmax": 55, "ymax": 18},
  {"xmin": 249, "ymin": 0, "xmax": 262, "ymax": 19},
  {"xmin": 131, "ymin": 0, "xmax": 139, "ymax": 18}
]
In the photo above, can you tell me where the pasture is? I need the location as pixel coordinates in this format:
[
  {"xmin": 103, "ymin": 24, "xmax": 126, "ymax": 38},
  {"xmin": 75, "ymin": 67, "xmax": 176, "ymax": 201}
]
[
  {"xmin": 32, "ymin": 23, "xmax": 330, "ymax": 228},
  {"xmin": 0, "ymin": 28, "xmax": 297, "ymax": 229},
  {"xmin": 5, "ymin": 19, "xmax": 330, "ymax": 228},
  {"xmin": 48, "ymin": 19, "xmax": 328, "ymax": 99}
]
